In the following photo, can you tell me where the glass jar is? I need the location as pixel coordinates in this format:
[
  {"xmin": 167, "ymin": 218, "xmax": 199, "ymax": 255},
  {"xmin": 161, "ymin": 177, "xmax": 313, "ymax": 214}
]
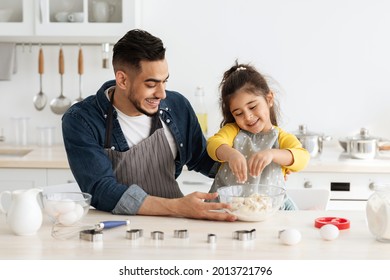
[
  {"xmin": 366, "ymin": 185, "xmax": 390, "ymax": 242},
  {"xmin": 193, "ymin": 86, "xmax": 208, "ymax": 136}
]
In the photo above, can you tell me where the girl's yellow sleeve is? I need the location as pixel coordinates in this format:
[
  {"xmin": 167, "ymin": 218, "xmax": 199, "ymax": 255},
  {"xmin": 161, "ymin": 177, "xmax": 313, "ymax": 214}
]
[
  {"xmin": 207, "ymin": 123, "xmax": 240, "ymax": 162},
  {"xmin": 277, "ymin": 127, "xmax": 310, "ymax": 172}
]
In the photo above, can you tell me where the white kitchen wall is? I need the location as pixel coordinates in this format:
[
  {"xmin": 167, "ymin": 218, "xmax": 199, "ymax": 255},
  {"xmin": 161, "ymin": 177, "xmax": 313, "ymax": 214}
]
[{"xmin": 1, "ymin": 0, "xmax": 390, "ymax": 145}]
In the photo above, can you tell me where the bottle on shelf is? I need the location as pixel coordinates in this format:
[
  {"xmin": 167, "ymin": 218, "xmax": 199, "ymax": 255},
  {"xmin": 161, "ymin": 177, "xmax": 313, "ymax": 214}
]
[{"xmin": 193, "ymin": 86, "xmax": 208, "ymax": 137}]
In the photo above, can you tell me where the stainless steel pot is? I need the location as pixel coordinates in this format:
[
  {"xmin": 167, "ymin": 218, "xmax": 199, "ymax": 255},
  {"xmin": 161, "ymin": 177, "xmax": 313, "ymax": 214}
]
[
  {"xmin": 340, "ymin": 128, "xmax": 381, "ymax": 159},
  {"xmin": 294, "ymin": 125, "xmax": 331, "ymax": 158}
]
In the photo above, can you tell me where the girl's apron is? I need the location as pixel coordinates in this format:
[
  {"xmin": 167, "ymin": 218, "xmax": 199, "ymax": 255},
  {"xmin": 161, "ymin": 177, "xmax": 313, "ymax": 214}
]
[
  {"xmin": 104, "ymin": 91, "xmax": 183, "ymax": 198},
  {"xmin": 209, "ymin": 127, "xmax": 296, "ymax": 210}
]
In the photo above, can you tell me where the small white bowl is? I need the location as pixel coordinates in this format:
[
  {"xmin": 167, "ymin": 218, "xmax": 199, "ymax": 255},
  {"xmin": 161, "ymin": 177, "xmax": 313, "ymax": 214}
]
[{"xmin": 0, "ymin": 9, "xmax": 13, "ymax": 22}]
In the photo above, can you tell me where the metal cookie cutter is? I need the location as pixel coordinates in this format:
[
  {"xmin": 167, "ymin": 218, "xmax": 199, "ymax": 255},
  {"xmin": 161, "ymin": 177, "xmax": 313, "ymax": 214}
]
[
  {"xmin": 233, "ymin": 229, "xmax": 256, "ymax": 241},
  {"xmin": 79, "ymin": 229, "xmax": 103, "ymax": 242},
  {"xmin": 207, "ymin": 233, "xmax": 217, "ymax": 243},
  {"xmin": 174, "ymin": 229, "xmax": 189, "ymax": 239},
  {"xmin": 151, "ymin": 231, "xmax": 164, "ymax": 240},
  {"xmin": 126, "ymin": 229, "xmax": 142, "ymax": 240},
  {"xmin": 133, "ymin": 229, "xmax": 144, "ymax": 237}
]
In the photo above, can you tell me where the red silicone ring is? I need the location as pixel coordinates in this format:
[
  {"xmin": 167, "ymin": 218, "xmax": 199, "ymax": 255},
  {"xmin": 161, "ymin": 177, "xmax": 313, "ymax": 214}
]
[{"xmin": 314, "ymin": 217, "xmax": 350, "ymax": 230}]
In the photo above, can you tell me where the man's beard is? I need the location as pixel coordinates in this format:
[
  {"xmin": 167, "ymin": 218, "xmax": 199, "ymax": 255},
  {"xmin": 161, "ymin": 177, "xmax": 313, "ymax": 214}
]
[{"xmin": 128, "ymin": 96, "xmax": 158, "ymax": 117}]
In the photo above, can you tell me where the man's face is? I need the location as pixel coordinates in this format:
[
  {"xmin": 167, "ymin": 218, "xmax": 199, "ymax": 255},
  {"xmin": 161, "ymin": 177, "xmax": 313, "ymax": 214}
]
[{"xmin": 125, "ymin": 59, "xmax": 169, "ymax": 116}]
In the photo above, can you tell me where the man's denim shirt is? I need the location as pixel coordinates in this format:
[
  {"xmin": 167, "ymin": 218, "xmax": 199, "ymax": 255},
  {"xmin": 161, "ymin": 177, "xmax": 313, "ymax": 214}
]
[{"xmin": 62, "ymin": 80, "xmax": 218, "ymax": 215}]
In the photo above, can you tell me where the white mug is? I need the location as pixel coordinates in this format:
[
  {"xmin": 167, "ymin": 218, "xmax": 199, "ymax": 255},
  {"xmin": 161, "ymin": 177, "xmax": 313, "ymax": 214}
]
[
  {"xmin": 68, "ymin": 12, "xmax": 84, "ymax": 22},
  {"xmin": 92, "ymin": 0, "xmax": 114, "ymax": 22},
  {"xmin": 54, "ymin": 11, "xmax": 69, "ymax": 22}
]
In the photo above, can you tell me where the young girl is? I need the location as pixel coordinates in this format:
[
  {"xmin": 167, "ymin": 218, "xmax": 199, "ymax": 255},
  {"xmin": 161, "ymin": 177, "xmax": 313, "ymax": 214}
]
[{"xmin": 207, "ymin": 62, "xmax": 310, "ymax": 210}]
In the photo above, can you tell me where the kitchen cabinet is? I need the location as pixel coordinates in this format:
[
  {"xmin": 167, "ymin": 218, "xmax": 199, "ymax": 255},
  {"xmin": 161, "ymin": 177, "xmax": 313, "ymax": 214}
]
[
  {"xmin": 46, "ymin": 168, "xmax": 75, "ymax": 185},
  {"xmin": 0, "ymin": 168, "xmax": 75, "ymax": 192},
  {"xmin": 286, "ymin": 171, "xmax": 390, "ymax": 210},
  {"xmin": 0, "ymin": 0, "xmax": 34, "ymax": 36},
  {"xmin": 0, "ymin": 168, "xmax": 46, "ymax": 192},
  {"xmin": 0, "ymin": 0, "xmax": 140, "ymax": 42}
]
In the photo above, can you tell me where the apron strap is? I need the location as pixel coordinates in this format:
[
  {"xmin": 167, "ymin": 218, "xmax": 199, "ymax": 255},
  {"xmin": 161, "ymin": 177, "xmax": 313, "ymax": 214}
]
[
  {"xmin": 150, "ymin": 113, "xmax": 163, "ymax": 136},
  {"xmin": 104, "ymin": 90, "xmax": 115, "ymax": 149}
]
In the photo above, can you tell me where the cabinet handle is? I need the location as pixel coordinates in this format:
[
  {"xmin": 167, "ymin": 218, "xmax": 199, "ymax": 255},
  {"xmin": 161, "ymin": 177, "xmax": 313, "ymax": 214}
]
[
  {"xmin": 304, "ymin": 181, "xmax": 313, "ymax": 188},
  {"xmin": 368, "ymin": 182, "xmax": 383, "ymax": 191}
]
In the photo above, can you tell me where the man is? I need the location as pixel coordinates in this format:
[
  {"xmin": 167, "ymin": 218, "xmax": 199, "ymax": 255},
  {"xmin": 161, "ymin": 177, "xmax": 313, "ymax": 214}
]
[{"xmin": 62, "ymin": 29, "xmax": 236, "ymax": 221}]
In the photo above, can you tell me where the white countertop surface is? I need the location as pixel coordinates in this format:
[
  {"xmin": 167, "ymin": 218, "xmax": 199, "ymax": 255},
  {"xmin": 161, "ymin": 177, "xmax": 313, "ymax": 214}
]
[
  {"xmin": 1, "ymin": 209, "xmax": 389, "ymax": 260},
  {"xmin": 303, "ymin": 142, "xmax": 390, "ymax": 173}
]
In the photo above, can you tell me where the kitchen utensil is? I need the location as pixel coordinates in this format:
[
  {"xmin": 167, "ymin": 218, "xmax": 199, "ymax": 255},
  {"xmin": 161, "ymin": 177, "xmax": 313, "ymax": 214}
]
[
  {"xmin": 33, "ymin": 47, "xmax": 47, "ymax": 110},
  {"xmin": 294, "ymin": 124, "xmax": 331, "ymax": 158},
  {"xmin": 50, "ymin": 48, "xmax": 71, "ymax": 114},
  {"xmin": 51, "ymin": 220, "xmax": 130, "ymax": 240},
  {"xmin": 72, "ymin": 47, "xmax": 84, "ymax": 105},
  {"xmin": 0, "ymin": 188, "xmax": 43, "ymax": 235},
  {"xmin": 379, "ymin": 145, "xmax": 390, "ymax": 151},
  {"xmin": 314, "ymin": 217, "xmax": 350, "ymax": 230},
  {"xmin": 217, "ymin": 184, "xmax": 286, "ymax": 222},
  {"xmin": 341, "ymin": 128, "xmax": 378, "ymax": 159},
  {"xmin": 340, "ymin": 128, "xmax": 390, "ymax": 158}
]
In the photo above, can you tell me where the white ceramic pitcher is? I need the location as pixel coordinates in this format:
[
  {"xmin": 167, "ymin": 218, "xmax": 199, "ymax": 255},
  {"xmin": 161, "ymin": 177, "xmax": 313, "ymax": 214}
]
[{"xmin": 0, "ymin": 188, "xmax": 43, "ymax": 235}]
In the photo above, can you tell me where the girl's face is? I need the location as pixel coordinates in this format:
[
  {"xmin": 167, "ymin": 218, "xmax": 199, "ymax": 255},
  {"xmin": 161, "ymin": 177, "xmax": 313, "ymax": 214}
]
[{"xmin": 229, "ymin": 90, "xmax": 274, "ymax": 134}]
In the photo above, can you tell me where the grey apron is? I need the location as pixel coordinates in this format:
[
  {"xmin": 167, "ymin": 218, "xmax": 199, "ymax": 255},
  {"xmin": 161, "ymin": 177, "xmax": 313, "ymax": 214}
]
[
  {"xmin": 104, "ymin": 91, "xmax": 183, "ymax": 198},
  {"xmin": 209, "ymin": 127, "xmax": 296, "ymax": 210}
]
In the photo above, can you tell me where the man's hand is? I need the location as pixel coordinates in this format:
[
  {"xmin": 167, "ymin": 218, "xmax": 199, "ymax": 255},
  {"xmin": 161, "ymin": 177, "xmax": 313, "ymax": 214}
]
[{"xmin": 138, "ymin": 192, "xmax": 237, "ymax": 222}]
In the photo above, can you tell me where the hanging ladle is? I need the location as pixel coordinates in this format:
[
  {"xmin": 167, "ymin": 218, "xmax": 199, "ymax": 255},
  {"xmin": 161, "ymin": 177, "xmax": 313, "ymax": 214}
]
[
  {"xmin": 72, "ymin": 46, "xmax": 84, "ymax": 105},
  {"xmin": 33, "ymin": 47, "xmax": 47, "ymax": 110},
  {"xmin": 50, "ymin": 47, "xmax": 71, "ymax": 115}
]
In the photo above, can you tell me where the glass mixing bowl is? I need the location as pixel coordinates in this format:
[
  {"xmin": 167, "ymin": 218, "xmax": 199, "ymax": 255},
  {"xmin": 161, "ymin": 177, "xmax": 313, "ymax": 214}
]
[{"xmin": 217, "ymin": 184, "xmax": 286, "ymax": 222}]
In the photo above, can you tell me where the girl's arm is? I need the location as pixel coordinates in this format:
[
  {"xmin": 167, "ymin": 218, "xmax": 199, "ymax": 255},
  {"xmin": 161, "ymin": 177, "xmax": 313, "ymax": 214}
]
[
  {"xmin": 206, "ymin": 123, "xmax": 240, "ymax": 161},
  {"xmin": 207, "ymin": 123, "xmax": 247, "ymax": 182}
]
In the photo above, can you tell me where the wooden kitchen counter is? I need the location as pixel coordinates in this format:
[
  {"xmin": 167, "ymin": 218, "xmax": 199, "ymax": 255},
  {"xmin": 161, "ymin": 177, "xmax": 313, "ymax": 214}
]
[
  {"xmin": 0, "ymin": 144, "xmax": 69, "ymax": 169},
  {"xmin": 0, "ymin": 209, "xmax": 389, "ymax": 260}
]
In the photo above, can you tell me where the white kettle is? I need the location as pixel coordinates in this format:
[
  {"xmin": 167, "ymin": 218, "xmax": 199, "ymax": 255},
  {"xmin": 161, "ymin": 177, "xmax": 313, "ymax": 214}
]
[{"xmin": 0, "ymin": 188, "xmax": 43, "ymax": 236}]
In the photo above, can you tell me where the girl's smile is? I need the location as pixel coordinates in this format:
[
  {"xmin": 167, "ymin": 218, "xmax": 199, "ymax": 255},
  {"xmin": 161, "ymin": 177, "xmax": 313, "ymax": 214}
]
[{"xmin": 229, "ymin": 90, "xmax": 274, "ymax": 134}]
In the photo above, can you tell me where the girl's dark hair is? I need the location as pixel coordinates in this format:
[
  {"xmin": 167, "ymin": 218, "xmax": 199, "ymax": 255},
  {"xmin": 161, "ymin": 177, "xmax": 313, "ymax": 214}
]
[
  {"xmin": 112, "ymin": 29, "xmax": 166, "ymax": 72},
  {"xmin": 219, "ymin": 61, "xmax": 279, "ymax": 127}
]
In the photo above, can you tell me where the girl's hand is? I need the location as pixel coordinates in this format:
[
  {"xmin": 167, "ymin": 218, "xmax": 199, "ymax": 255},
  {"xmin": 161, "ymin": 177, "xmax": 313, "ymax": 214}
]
[
  {"xmin": 227, "ymin": 150, "xmax": 248, "ymax": 183},
  {"xmin": 284, "ymin": 169, "xmax": 292, "ymax": 181},
  {"xmin": 248, "ymin": 150, "xmax": 274, "ymax": 177}
]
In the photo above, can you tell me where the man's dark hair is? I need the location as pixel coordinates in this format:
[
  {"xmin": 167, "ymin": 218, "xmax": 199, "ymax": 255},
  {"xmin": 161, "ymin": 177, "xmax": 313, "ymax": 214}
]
[{"xmin": 112, "ymin": 29, "xmax": 166, "ymax": 72}]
